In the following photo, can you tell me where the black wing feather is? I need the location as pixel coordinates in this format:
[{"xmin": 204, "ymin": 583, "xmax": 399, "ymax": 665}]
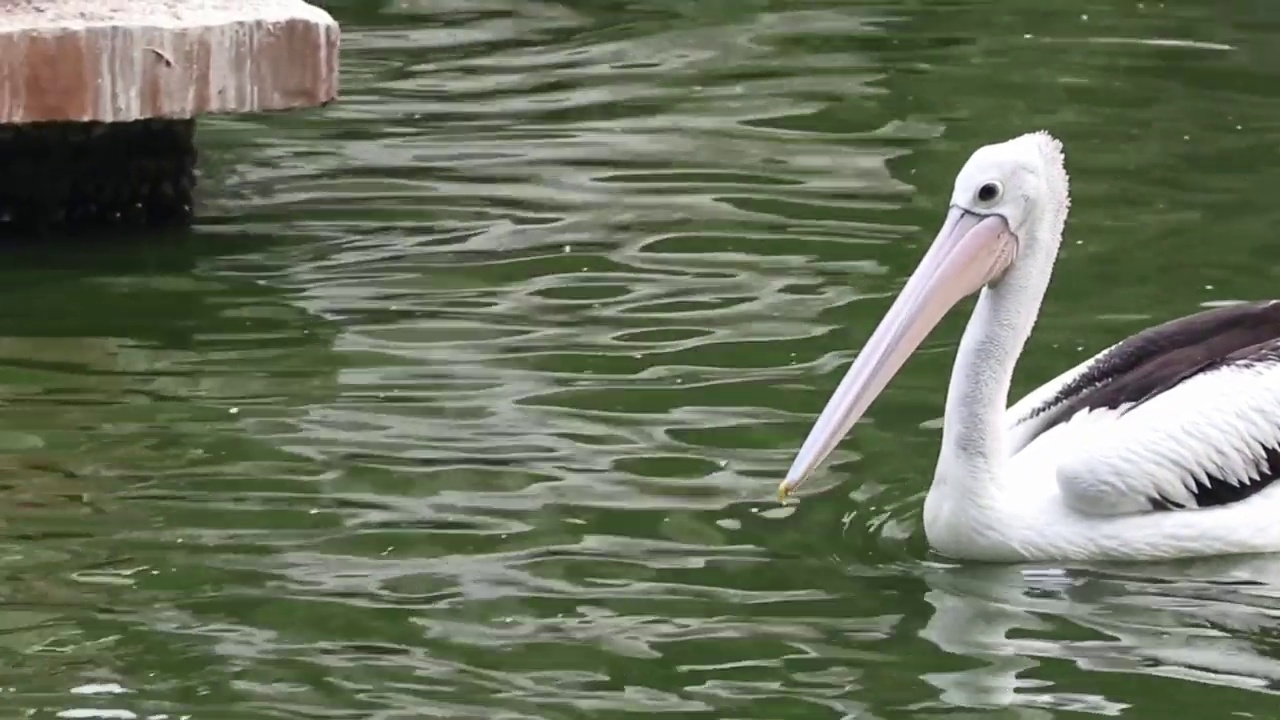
[
  {"xmin": 1026, "ymin": 300, "xmax": 1280, "ymax": 422},
  {"xmin": 1019, "ymin": 300, "xmax": 1280, "ymax": 511}
]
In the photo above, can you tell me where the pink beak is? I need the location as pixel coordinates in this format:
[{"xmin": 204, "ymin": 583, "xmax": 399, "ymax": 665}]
[{"xmin": 778, "ymin": 206, "xmax": 1019, "ymax": 498}]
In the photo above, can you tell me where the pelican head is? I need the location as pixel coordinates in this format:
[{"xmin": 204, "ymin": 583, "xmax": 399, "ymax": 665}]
[{"xmin": 779, "ymin": 131, "xmax": 1071, "ymax": 497}]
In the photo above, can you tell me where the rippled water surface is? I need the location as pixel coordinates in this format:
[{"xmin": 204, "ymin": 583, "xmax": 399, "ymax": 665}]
[{"xmin": 9, "ymin": 0, "xmax": 1280, "ymax": 717}]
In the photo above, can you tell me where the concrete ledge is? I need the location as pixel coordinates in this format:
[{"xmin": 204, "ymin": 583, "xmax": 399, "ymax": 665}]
[
  {"xmin": 0, "ymin": 0, "xmax": 340, "ymax": 124},
  {"xmin": 0, "ymin": 0, "xmax": 338, "ymax": 235}
]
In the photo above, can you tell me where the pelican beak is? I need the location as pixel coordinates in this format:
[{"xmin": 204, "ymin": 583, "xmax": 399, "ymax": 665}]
[{"xmin": 778, "ymin": 206, "xmax": 1018, "ymax": 499}]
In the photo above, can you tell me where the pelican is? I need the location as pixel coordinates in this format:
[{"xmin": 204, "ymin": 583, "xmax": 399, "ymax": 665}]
[{"xmin": 779, "ymin": 131, "xmax": 1280, "ymax": 563}]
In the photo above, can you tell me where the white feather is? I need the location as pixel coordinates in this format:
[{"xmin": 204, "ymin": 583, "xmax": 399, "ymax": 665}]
[
  {"xmin": 925, "ymin": 358, "xmax": 1280, "ymax": 563},
  {"xmin": 1003, "ymin": 341, "xmax": 1121, "ymax": 455},
  {"xmin": 1049, "ymin": 360, "xmax": 1280, "ymax": 514}
]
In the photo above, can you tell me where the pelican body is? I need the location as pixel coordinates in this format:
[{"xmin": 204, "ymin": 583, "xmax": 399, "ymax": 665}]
[{"xmin": 780, "ymin": 131, "xmax": 1280, "ymax": 562}]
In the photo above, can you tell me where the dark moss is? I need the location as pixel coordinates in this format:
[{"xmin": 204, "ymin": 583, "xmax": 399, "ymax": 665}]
[{"xmin": 0, "ymin": 118, "xmax": 196, "ymax": 236}]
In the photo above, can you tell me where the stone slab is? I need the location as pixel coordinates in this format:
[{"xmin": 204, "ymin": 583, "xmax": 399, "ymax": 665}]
[{"xmin": 0, "ymin": 0, "xmax": 339, "ymax": 124}]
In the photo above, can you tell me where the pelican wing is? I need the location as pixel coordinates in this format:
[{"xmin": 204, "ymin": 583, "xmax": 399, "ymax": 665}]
[
  {"xmin": 1007, "ymin": 301, "xmax": 1280, "ymax": 515},
  {"xmin": 1005, "ymin": 343, "xmax": 1120, "ymax": 456}
]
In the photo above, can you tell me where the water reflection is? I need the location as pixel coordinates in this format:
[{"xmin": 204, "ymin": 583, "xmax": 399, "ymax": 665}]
[{"xmin": 921, "ymin": 557, "xmax": 1280, "ymax": 714}]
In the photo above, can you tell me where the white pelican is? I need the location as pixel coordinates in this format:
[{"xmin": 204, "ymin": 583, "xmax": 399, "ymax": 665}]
[{"xmin": 779, "ymin": 131, "xmax": 1280, "ymax": 563}]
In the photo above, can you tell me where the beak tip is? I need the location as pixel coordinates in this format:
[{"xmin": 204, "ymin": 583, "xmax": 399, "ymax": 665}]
[
  {"xmin": 776, "ymin": 481, "xmax": 792, "ymax": 503},
  {"xmin": 777, "ymin": 470, "xmax": 805, "ymax": 502}
]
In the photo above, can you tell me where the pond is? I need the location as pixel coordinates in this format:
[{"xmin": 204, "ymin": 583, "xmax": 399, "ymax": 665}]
[{"xmin": 7, "ymin": 0, "xmax": 1280, "ymax": 717}]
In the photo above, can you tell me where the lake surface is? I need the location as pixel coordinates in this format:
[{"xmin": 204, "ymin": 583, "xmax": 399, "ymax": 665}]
[{"xmin": 8, "ymin": 0, "xmax": 1280, "ymax": 717}]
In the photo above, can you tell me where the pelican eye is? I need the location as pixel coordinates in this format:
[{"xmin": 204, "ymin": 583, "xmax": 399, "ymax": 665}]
[{"xmin": 977, "ymin": 182, "xmax": 1002, "ymax": 203}]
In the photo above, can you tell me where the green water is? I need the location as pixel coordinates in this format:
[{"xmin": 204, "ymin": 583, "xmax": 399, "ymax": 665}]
[{"xmin": 8, "ymin": 0, "xmax": 1280, "ymax": 717}]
